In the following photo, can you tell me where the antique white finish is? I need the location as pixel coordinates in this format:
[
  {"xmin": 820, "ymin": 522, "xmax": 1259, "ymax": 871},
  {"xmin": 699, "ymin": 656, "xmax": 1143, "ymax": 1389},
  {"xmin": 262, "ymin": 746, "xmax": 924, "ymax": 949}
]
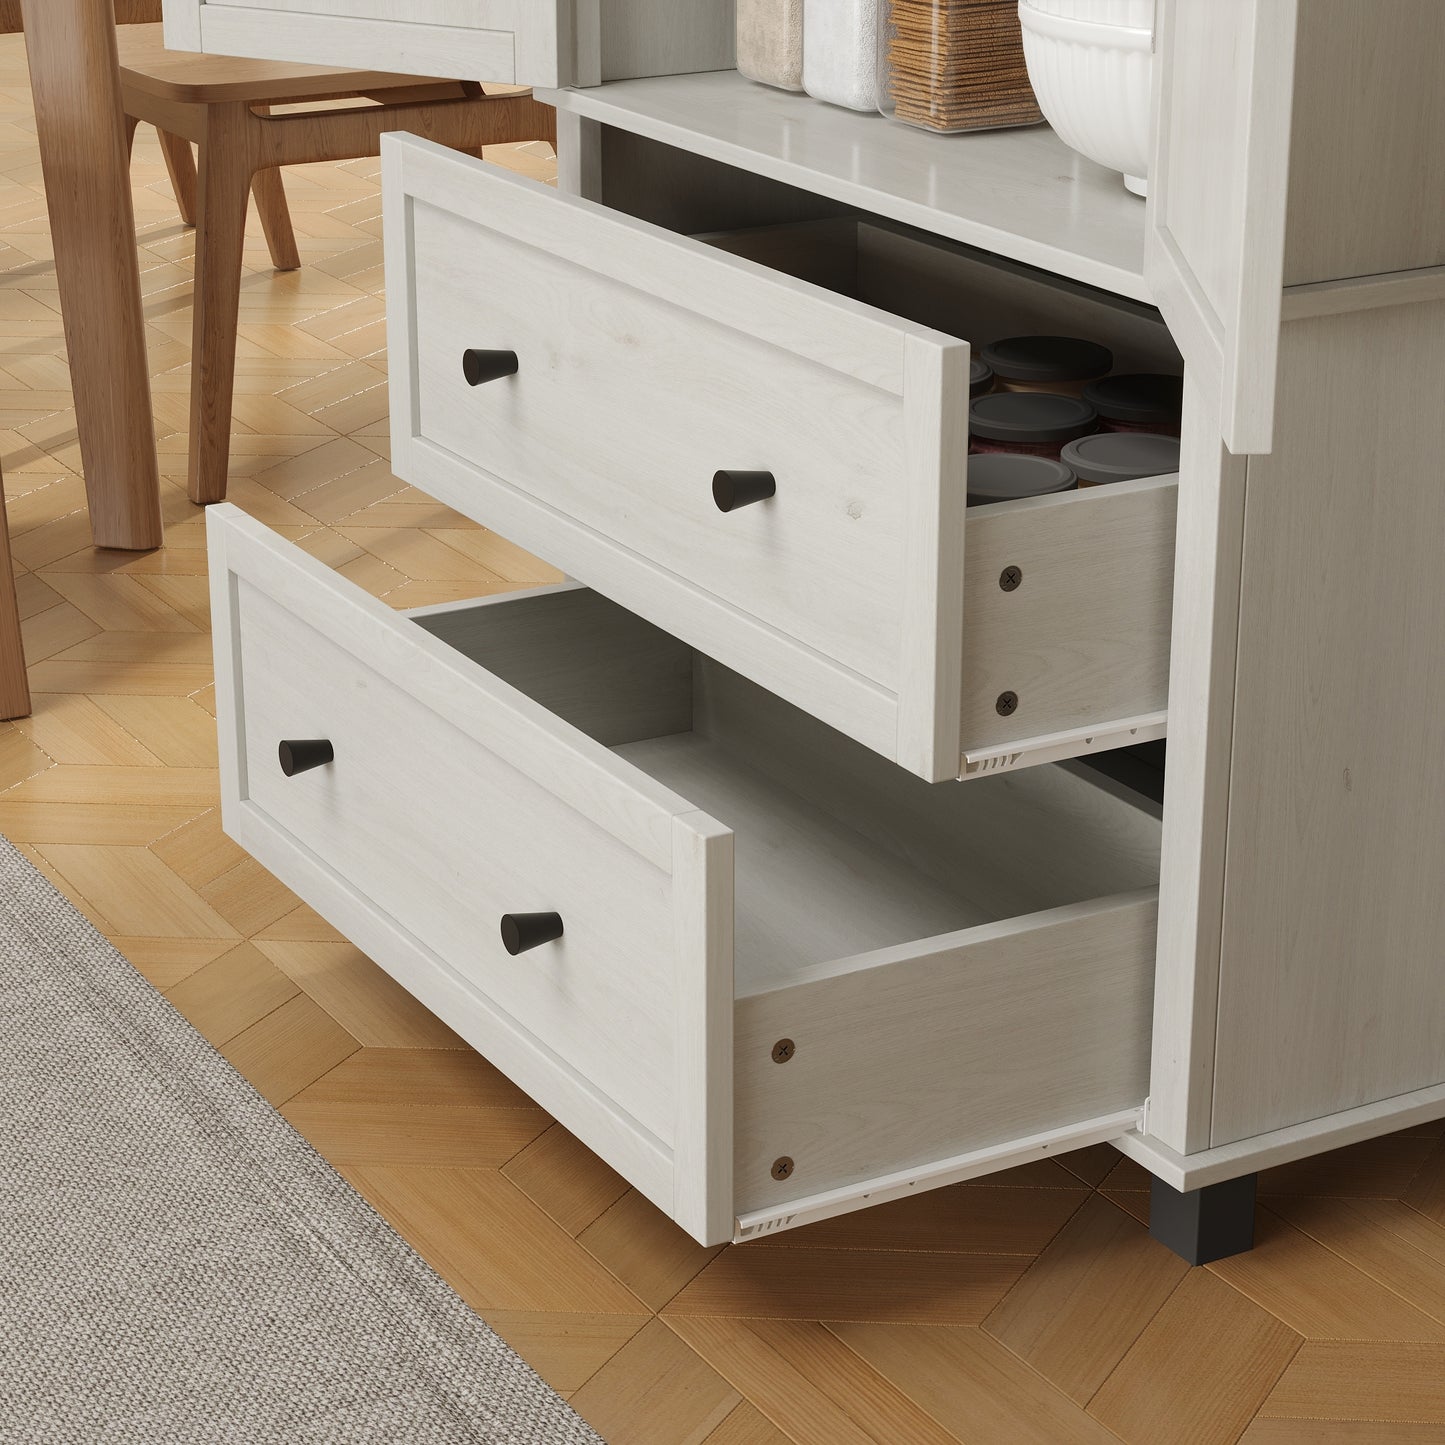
[
  {"xmin": 186, "ymin": 0, "xmax": 1445, "ymax": 1240},
  {"xmin": 209, "ymin": 506, "xmax": 1161, "ymax": 1244},
  {"xmin": 386, "ymin": 140, "xmax": 1179, "ymax": 781}
]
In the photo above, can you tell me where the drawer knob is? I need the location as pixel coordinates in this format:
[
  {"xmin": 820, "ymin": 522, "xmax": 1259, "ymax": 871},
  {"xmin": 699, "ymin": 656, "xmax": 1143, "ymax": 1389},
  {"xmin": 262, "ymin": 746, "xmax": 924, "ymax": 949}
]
[
  {"xmin": 278, "ymin": 738, "xmax": 334, "ymax": 777},
  {"xmin": 712, "ymin": 470, "xmax": 776, "ymax": 513},
  {"xmin": 462, "ymin": 349, "xmax": 519, "ymax": 386},
  {"xmin": 500, "ymin": 911, "xmax": 564, "ymax": 956}
]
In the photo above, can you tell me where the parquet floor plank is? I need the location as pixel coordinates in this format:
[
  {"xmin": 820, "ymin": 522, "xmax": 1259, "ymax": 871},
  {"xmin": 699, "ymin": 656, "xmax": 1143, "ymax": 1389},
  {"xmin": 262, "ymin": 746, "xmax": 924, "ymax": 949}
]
[
  {"xmin": 1088, "ymin": 1269, "xmax": 1301, "ymax": 1445},
  {"xmin": 982, "ymin": 1193, "xmax": 1188, "ymax": 1404}
]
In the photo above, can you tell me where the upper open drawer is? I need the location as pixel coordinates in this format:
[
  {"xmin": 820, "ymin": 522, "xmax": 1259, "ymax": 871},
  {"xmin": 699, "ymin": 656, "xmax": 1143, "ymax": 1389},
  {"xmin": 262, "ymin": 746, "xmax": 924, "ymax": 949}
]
[
  {"xmin": 161, "ymin": 0, "xmax": 736, "ymax": 88},
  {"xmin": 385, "ymin": 135, "xmax": 1182, "ymax": 782}
]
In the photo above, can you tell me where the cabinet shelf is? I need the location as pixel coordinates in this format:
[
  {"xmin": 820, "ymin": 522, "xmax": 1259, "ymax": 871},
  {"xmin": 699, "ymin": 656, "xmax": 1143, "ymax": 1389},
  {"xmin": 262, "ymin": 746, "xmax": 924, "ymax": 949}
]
[{"xmin": 546, "ymin": 70, "xmax": 1151, "ymax": 303}]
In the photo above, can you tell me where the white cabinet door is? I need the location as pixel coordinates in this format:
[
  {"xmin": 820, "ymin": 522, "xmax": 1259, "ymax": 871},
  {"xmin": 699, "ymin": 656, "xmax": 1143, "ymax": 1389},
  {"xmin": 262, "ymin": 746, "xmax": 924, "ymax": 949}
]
[
  {"xmin": 1146, "ymin": 0, "xmax": 1298, "ymax": 455},
  {"xmin": 162, "ymin": 0, "xmax": 735, "ymax": 88}
]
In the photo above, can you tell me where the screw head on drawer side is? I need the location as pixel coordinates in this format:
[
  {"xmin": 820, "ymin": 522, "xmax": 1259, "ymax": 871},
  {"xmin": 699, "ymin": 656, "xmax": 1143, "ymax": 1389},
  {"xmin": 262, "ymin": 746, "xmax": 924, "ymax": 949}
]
[
  {"xmin": 771, "ymin": 1038, "xmax": 796, "ymax": 1064},
  {"xmin": 996, "ymin": 691, "xmax": 1019, "ymax": 717},
  {"xmin": 999, "ymin": 565, "xmax": 1023, "ymax": 592},
  {"xmin": 771, "ymin": 1157, "xmax": 795, "ymax": 1181}
]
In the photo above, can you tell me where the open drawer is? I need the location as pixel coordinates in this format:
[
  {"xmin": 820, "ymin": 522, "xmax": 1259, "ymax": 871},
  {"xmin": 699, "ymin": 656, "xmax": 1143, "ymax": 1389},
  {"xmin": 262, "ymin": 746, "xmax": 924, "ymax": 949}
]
[
  {"xmin": 210, "ymin": 505, "xmax": 1160, "ymax": 1245},
  {"xmin": 384, "ymin": 135, "xmax": 1181, "ymax": 783}
]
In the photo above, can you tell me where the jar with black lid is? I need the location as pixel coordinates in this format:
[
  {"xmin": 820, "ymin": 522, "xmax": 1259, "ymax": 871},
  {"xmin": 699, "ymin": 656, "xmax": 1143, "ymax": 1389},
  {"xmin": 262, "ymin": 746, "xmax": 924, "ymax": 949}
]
[
  {"xmin": 1081, "ymin": 373, "xmax": 1184, "ymax": 435},
  {"xmin": 1058, "ymin": 431, "xmax": 1181, "ymax": 487},
  {"xmin": 979, "ymin": 335, "xmax": 1113, "ymax": 395},
  {"xmin": 970, "ymin": 358, "xmax": 994, "ymax": 397},
  {"xmin": 967, "ymin": 452, "xmax": 1076, "ymax": 506},
  {"xmin": 969, "ymin": 391, "xmax": 1098, "ymax": 458}
]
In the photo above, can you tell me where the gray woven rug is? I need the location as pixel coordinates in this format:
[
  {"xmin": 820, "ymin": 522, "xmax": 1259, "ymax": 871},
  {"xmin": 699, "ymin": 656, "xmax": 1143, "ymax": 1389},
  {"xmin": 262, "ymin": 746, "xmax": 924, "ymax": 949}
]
[{"xmin": 0, "ymin": 834, "xmax": 603, "ymax": 1444}]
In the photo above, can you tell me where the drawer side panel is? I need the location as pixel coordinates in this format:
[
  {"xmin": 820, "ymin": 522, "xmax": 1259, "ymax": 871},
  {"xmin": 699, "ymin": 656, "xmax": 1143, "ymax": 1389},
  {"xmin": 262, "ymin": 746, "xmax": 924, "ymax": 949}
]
[
  {"xmin": 961, "ymin": 475, "xmax": 1178, "ymax": 760},
  {"xmin": 410, "ymin": 199, "xmax": 907, "ymax": 691},
  {"xmin": 733, "ymin": 893, "xmax": 1157, "ymax": 1214}
]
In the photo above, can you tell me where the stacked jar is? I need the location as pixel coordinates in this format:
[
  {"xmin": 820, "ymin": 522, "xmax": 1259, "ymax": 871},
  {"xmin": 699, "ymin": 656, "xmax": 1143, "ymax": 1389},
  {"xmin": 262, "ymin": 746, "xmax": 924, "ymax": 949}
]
[
  {"xmin": 967, "ymin": 335, "xmax": 1109, "ymax": 475},
  {"xmin": 876, "ymin": 0, "xmax": 1044, "ymax": 132},
  {"xmin": 737, "ymin": 0, "xmax": 805, "ymax": 92}
]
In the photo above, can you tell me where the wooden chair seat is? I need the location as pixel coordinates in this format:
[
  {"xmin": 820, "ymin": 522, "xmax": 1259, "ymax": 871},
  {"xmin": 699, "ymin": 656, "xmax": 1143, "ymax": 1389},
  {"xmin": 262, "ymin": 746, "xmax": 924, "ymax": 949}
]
[{"xmin": 115, "ymin": 24, "xmax": 554, "ymax": 507}]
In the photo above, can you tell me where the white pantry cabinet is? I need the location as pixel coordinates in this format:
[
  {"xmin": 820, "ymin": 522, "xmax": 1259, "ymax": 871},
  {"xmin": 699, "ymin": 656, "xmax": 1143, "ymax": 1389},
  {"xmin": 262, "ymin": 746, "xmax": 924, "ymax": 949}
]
[{"xmin": 186, "ymin": 0, "xmax": 1445, "ymax": 1261}]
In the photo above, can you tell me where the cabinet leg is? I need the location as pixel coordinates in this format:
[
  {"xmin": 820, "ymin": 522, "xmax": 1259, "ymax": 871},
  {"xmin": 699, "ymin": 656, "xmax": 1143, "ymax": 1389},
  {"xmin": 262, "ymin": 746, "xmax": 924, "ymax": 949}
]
[{"xmin": 1149, "ymin": 1173, "xmax": 1257, "ymax": 1265}]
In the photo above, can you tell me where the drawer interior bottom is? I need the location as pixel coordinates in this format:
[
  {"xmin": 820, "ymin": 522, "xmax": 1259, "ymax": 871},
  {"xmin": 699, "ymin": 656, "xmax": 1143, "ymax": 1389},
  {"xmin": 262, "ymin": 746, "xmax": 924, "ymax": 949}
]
[{"xmin": 417, "ymin": 588, "xmax": 1161, "ymax": 997}]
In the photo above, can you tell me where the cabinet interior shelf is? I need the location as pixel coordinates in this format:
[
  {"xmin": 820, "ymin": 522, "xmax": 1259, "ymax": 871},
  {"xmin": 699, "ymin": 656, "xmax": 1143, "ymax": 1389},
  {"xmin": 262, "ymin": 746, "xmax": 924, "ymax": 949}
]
[{"xmin": 545, "ymin": 69, "xmax": 1151, "ymax": 303}]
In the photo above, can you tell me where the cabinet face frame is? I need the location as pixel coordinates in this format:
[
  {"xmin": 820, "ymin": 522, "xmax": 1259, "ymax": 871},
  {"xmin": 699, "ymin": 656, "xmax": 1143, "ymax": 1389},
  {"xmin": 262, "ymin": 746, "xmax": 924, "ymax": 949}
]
[{"xmin": 1146, "ymin": 0, "xmax": 1298, "ymax": 455}]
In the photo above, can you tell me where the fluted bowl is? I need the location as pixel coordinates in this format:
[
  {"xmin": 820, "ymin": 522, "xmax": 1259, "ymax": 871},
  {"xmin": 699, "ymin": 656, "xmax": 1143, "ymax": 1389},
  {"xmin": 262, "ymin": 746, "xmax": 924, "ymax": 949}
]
[{"xmin": 1018, "ymin": 0, "xmax": 1155, "ymax": 197}]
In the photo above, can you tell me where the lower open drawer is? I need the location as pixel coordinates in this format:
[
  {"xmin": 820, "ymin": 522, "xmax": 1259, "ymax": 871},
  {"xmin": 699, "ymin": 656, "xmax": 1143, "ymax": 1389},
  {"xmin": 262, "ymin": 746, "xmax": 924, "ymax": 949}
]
[{"xmin": 209, "ymin": 504, "xmax": 1161, "ymax": 1245}]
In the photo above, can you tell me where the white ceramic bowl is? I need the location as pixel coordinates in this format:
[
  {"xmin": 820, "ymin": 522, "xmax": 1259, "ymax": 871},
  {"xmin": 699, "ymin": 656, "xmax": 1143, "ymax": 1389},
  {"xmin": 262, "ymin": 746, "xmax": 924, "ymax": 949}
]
[{"xmin": 1018, "ymin": 1, "xmax": 1155, "ymax": 196}]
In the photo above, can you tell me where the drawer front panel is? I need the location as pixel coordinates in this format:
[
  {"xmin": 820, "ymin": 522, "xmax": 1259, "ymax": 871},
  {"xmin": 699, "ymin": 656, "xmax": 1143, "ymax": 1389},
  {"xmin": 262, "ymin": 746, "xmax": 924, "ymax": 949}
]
[
  {"xmin": 236, "ymin": 582, "xmax": 679, "ymax": 1143},
  {"xmin": 388, "ymin": 135, "xmax": 970, "ymax": 779},
  {"xmin": 206, "ymin": 507, "xmax": 745, "ymax": 1231},
  {"xmin": 413, "ymin": 201, "xmax": 906, "ymax": 692}
]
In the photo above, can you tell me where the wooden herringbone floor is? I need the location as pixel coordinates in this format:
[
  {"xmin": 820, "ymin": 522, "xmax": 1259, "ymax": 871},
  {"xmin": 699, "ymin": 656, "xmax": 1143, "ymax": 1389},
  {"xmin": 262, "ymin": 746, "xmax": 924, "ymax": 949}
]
[{"xmin": 4, "ymin": 32, "xmax": 1445, "ymax": 1445}]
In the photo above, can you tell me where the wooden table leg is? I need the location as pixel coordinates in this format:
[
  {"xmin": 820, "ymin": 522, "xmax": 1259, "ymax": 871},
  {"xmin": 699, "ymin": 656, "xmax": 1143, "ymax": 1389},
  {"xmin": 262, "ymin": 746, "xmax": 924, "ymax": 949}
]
[
  {"xmin": 0, "ymin": 488, "xmax": 29, "ymax": 721},
  {"xmin": 20, "ymin": 0, "xmax": 164, "ymax": 550}
]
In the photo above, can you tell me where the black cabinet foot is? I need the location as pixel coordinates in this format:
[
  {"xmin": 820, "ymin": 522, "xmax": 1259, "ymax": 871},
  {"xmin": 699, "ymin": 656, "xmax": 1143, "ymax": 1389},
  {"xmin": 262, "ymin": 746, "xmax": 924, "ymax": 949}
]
[{"xmin": 1149, "ymin": 1173, "xmax": 1257, "ymax": 1265}]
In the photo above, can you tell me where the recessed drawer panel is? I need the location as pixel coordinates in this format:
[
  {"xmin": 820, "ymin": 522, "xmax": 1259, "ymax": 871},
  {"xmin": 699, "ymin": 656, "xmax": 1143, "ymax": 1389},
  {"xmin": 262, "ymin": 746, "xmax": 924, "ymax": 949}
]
[
  {"xmin": 211, "ymin": 505, "xmax": 1161, "ymax": 1245},
  {"xmin": 385, "ymin": 135, "xmax": 1181, "ymax": 782}
]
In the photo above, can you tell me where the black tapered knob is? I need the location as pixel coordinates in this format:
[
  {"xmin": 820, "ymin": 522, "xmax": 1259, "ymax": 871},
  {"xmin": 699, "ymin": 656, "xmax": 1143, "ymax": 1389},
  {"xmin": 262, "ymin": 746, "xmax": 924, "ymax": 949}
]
[
  {"xmin": 462, "ymin": 349, "xmax": 519, "ymax": 386},
  {"xmin": 500, "ymin": 911, "xmax": 564, "ymax": 956},
  {"xmin": 278, "ymin": 739, "xmax": 334, "ymax": 777},
  {"xmin": 712, "ymin": 470, "xmax": 776, "ymax": 512}
]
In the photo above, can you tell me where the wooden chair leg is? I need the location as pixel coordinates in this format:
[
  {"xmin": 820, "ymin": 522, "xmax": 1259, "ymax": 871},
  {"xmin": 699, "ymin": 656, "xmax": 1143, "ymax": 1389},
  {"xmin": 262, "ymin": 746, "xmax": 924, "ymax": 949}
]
[
  {"xmin": 188, "ymin": 103, "xmax": 252, "ymax": 507},
  {"xmin": 251, "ymin": 167, "xmax": 300, "ymax": 272},
  {"xmin": 0, "ymin": 488, "xmax": 30, "ymax": 722},
  {"xmin": 158, "ymin": 129, "xmax": 197, "ymax": 226}
]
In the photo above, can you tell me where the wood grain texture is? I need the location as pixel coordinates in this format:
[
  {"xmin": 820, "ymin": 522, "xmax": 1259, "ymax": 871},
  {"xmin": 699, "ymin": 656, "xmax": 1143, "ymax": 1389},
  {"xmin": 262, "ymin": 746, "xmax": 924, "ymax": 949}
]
[
  {"xmin": 1261, "ymin": 1341, "xmax": 1445, "ymax": 1425},
  {"xmin": 732, "ymin": 893, "xmax": 1157, "ymax": 1215},
  {"xmin": 1089, "ymin": 1268, "xmax": 1302, "ymax": 1445},
  {"xmin": 20, "ymin": 0, "xmax": 163, "ymax": 548},
  {"xmin": 664, "ymin": 1316, "xmax": 961, "ymax": 1445},
  {"xmin": 830, "ymin": 1321, "xmax": 1123, "ymax": 1445},
  {"xmin": 6, "ymin": 52, "xmax": 1445, "ymax": 1440},
  {"xmin": 959, "ymin": 474, "xmax": 1176, "ymax": 757},
  {"xmin": 1212, "ymin": 303, "xmax": 1445, "ymax": 1144},
  {"xmin": 1282, "ymin": 0, "xmax": 1445, "ymax": 286},
  {"xmin": 983, "ymin": 1194, "xmax": 1189, "ymax": 1404}
]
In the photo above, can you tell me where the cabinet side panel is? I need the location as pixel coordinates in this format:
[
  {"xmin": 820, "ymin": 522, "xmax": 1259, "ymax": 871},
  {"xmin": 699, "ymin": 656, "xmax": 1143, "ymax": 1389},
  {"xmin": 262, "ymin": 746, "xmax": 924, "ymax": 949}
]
[
  {"xmin": 1211, "ymin": 302, "xmax": 1445, "ymax": 1144},
  {"xmin": 1283, "ymin": 0, "xmax": 1445, "ymax": 285},
  {"xmin": 598, "ymin": 0, "xmax": 735, "ymax": 82}
]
